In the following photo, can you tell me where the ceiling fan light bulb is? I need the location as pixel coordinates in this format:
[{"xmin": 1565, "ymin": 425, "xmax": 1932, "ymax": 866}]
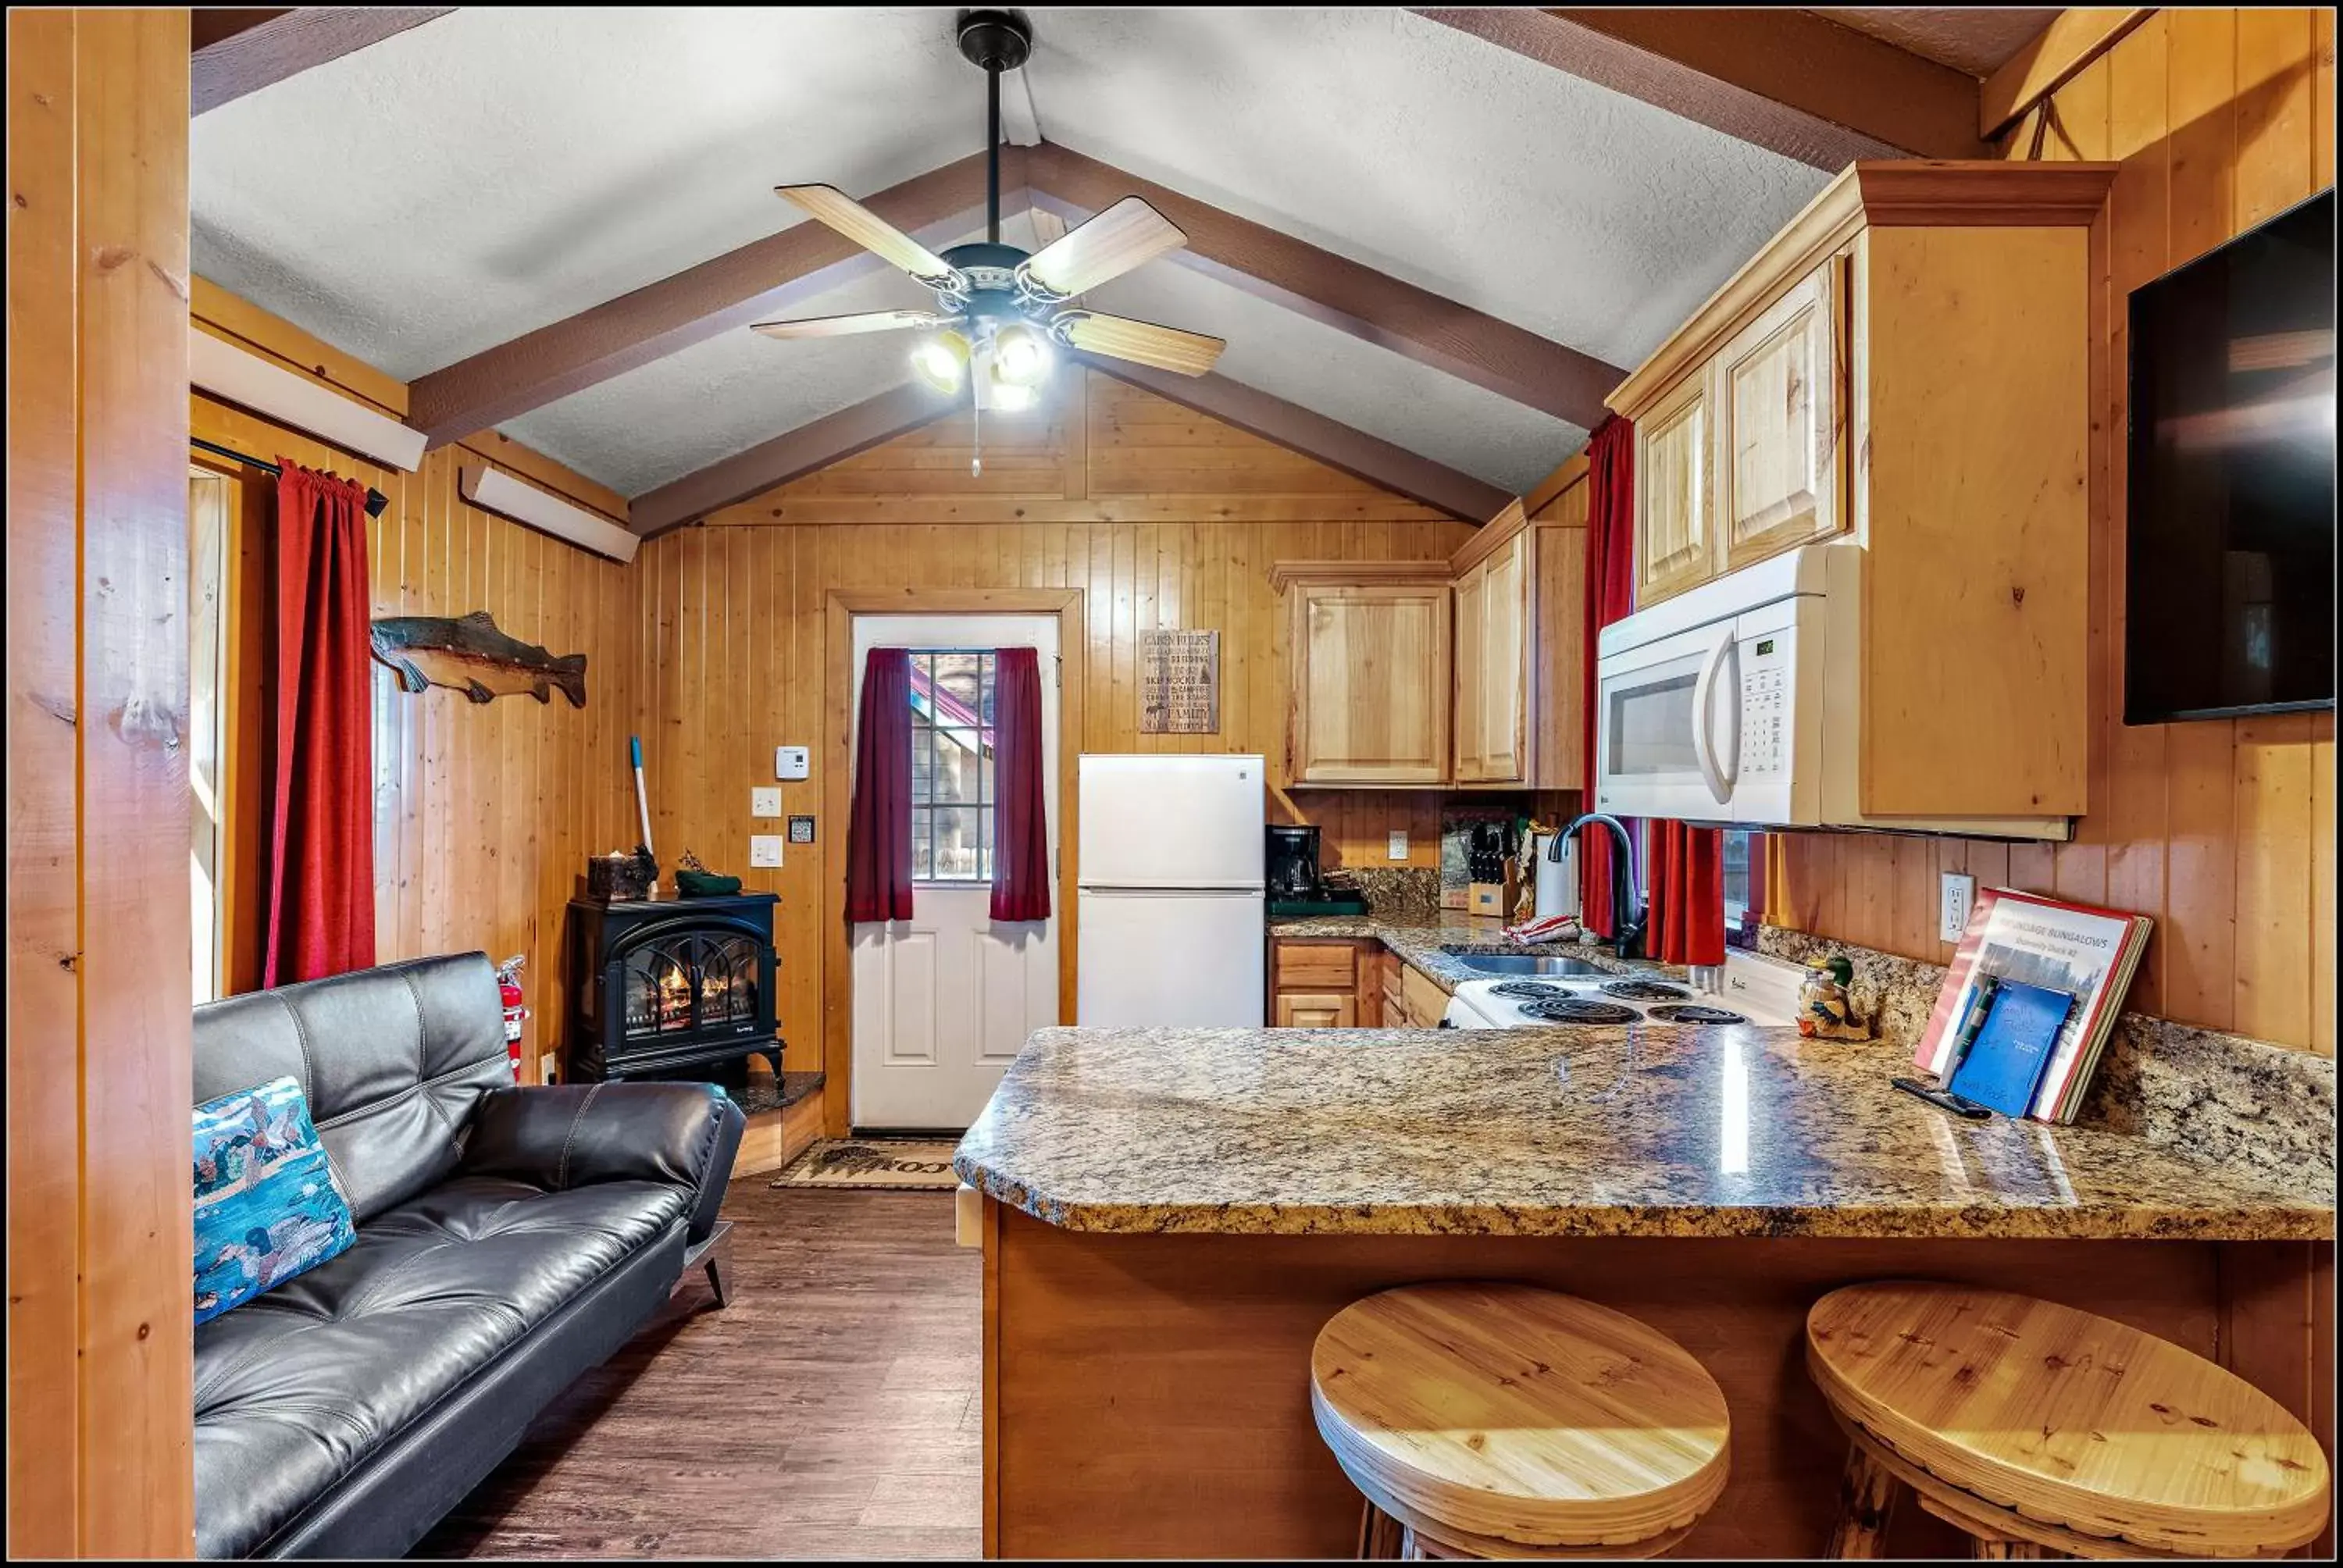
[
  {"xmin": 993, "ymin": 323, "xmax": 1051, "ymax": 386},
  {"xmin": 989, "ymin": 379, "xmax": 1037, "ymax": 414},
  {"xmin": 911, "ymin": 330, "xmax": 968, "ymax": 394}
]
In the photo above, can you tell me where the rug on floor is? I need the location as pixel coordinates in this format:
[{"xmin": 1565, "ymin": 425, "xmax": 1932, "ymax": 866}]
[{"xmin": 772, "ymin": 1138, "xmax": 961, "ymax": 1192}]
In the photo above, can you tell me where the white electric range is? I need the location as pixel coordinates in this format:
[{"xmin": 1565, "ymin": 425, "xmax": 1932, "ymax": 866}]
[{"xmin": 1441, "ymin": 950, "xmax": 1805, "ymax": 1030}]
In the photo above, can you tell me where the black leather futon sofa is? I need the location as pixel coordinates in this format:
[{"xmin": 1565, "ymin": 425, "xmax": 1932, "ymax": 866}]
[{"xmin": 191, "ymin": 953, "xmax": 744, "ymax": 1559}]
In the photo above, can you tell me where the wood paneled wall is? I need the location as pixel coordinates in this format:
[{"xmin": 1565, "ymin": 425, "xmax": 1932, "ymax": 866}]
[
  {"xmin": 190, "ymin": 390, "xmax": 639, "ymax": 1080},
  {"xmin": 5, "ymin": 9, "xmax": 195, "ymax": 1556},
  {"xmin": 1777, "ymin": 9, "xmax": 2337, "ymax": 1055},
  {"xmin": 631, "ymin": 369, "xmax": 1477, "ymax": 1074}
]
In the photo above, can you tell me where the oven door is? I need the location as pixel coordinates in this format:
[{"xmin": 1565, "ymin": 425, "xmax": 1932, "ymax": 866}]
[{"xmin": 1595, "ymin": 618, "xmax": 1741, "ymax": 822}]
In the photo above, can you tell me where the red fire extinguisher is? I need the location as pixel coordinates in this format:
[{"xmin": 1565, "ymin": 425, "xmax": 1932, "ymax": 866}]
[{"xmin": 496, "ymin": 954, "xmax": 530, "ymax": 1082}]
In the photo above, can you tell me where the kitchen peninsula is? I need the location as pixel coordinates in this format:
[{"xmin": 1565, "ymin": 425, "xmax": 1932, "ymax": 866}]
[{"xmin": 955, "ymin": 1021, "xmax": 2335, "ymax": 1559}]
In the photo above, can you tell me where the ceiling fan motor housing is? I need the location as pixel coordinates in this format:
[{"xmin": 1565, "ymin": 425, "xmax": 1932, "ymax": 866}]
[{"xmin": 957, "ymin": 9, "xmax": 1032, "ymax": 73}]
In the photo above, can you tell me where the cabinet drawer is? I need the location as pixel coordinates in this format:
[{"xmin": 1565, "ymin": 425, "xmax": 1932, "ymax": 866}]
[
  {"xmin": 1275, "ymin": 941, "xmax": 1357, "ymax": 992},
  {"xmin": 1400, "ymin": 964, "xmax": 1450, "ymax": 1030},
  {"xmin": 1275, "ymin": 992, "xmax": 1357, "ymax": 1029}
]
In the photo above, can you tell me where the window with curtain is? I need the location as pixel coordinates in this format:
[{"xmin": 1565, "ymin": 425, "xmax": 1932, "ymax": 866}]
[
  {"xmin": 908, "ymin": 650, "xmax": 997, "ymax": 882},
  {"xmin": 1721, "ymin": 829, "xmax": 1762, "ymax": 950}
]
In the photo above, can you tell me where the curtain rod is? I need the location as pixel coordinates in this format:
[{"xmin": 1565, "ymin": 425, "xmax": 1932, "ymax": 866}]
[{"xmin": 191, "ymin": 436, "xmax": 390, "ymax": 519}]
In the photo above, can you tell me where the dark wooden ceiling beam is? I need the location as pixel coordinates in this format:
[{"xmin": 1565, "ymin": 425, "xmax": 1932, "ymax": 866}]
[
  {"xmin": 406, "ymin": 149, "xmax": 1015, "ymax": 447},
  {"xmin": 1026, "ymin": 143, "xmax": 1620, "ymax": 429},
  {"xmin": 629, "ymin": 383, "xmax": 959, "ymax": 536},
  {"xmin": 1071, "ymin": 355, "xmax": 1510, "ymax": 522},
  {"xmin": 191, "ymin": 8, "xmax": 455, "ymax": 116},
  {"xmin": 1414, "ymin": 8, "xmax": 1992, "ymax": 168}
]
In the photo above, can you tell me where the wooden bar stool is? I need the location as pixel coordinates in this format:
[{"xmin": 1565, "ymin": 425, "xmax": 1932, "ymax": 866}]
[
  {"xmin": 1311, "ymin": 1282, "xmax": 1731, "ymax": 1559},
  {"xmin": 1807, "ymin": 1282, "xmax": 2331, "ymax": 1560}
]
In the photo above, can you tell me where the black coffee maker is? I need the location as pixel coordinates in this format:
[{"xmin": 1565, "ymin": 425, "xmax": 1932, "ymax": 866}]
[{"xmin": 1266, "ymin": 825, "xmax": 1323, "ymax": 900}]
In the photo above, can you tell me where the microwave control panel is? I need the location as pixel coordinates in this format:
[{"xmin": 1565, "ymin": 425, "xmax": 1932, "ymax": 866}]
[{"xmin": 1739, "ymin": 634, "xmax": 1790, "ymax": 775}]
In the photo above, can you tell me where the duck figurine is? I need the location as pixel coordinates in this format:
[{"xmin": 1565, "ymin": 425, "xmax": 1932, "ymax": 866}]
[{"xmin": 1797, "ymin": 954, "xmax": 1872, "ymax": 1040}]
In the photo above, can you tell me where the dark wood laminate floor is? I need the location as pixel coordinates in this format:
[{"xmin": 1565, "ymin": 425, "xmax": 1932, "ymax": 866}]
[{"xmin": 413, "ymin": 1185, "xmax": 980, "ymax": 1559}]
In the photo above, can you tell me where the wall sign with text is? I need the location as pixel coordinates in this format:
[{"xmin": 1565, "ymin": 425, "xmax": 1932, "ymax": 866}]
[{"xmin": 1140, "ymin": 629, "xmax": 1220, "ymax": 734}]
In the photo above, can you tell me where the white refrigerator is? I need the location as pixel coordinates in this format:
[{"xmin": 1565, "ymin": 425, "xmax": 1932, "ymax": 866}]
[{"xmin": 1076, "ymin": 754, "xmax": 1266, "ymax": 1027}]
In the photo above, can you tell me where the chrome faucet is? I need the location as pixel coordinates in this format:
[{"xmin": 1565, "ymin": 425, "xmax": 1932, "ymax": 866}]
[{"xmin": 1553, "ymin": 813, "xmax": 1646, "ymax": 959}]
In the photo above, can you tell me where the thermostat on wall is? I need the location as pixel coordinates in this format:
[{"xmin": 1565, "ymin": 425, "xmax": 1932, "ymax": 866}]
[{"xmin": 775, "ymin": 745, "xmax": 810, "ymax": 781}]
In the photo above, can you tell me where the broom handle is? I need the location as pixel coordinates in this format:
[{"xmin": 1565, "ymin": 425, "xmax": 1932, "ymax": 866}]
[{"xmin": 629, "ymin": 735, "xmax": 654, "ymax": 856}]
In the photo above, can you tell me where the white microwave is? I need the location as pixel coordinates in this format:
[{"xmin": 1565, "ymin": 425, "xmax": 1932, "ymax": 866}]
[{"xmin": 1593, "ymin": 543, "xmax": 2070, "ymax": 839}]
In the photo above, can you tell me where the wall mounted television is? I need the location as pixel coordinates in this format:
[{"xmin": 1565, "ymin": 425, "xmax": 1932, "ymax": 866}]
[{"xmin": 2124, "ymin": 185, "xmax": 2334, "ymax": 725}]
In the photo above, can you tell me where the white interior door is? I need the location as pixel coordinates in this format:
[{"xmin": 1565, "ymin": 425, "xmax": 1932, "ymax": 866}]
[{"xmin": 851, "ymin": 614, "xmax": 1060, "ymax": 1131}]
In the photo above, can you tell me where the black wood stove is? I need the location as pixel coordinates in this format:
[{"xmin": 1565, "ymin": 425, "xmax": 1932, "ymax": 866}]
[{"xmin": 566, "ymin": 892, "xmax": 782, "ymax": 1084}]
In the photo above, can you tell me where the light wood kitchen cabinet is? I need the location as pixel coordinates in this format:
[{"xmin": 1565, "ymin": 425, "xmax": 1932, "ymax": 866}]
[
  {"xmin": 1632, "ymin": 367, "xmax": 1718, "ymax": 608},
  {"xmin": 1269, "ymin": 938, "xmax": 1379, "ymax": 1028},
  {"xmin": 1274, "ymin": 992, "xmax": 1357, "ymax": 1028},
  {"xmin": 1717, "ymin": 258, "xmax": 1842, "ymax": 572},
  {"xmin": 1272, "ymin": 565, "xmax": 1451, "ymax": 786},
  {"xmin": 1606, "ymin": 162, "xmax": 2114, "ymax": 819},
  {"xmin": 1452, "ymin": 529, "xmax": 1528, "ymax": 785}
]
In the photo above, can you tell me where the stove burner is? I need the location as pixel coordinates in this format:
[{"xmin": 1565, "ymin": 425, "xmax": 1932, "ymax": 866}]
[
  {"xmin": 1646, "ymin": 1003, "xmax": 1749, "ymax": 1025},
  {"xmin": 1600, "ymin": 979, "xmax": 1691, "ymax": 1002},
  {"xmin": 1487, "ymin": 980, "xmax": 1569, "ymax": 1000},
  {"xmin": 1519, "ymin": 999, "xmax": 1639, "ymax": 1025}
]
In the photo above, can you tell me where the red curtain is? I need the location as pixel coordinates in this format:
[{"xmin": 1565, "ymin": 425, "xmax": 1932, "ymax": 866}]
[
  {"xmin": 847, "ymin": 647, "xmax": 915, "ymax": 922},
  {"xmin": 1578, "ymin": 416, "xmax": 1638, "ymax": 936},
  {"xmin": 1649, "ymin": 819, "xmax": 1727, "ymax": 965},
  {"xmin": 262, "ymin": 462, "xmax": 376, "ymax": 987},
  {"xmin": 990, "ymin": 647, "xmax": 1050, "ymax": 921}
]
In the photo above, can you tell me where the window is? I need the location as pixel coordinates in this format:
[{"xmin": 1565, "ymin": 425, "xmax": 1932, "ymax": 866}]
[
  {"xmin": 908, "ymin": 650, "xmax": 996, "ymax": 882},
  {"xmin": 1721, "ymin": 829, "xmax": 1761, "ymax": 950},
  {"xmin": 191, "ymin": 470, "xmax": 231, "ymax": 1003}
]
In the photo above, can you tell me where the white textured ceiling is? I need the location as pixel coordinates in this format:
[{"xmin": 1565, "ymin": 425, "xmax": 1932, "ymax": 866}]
[
  {"xmin": 1810, "ymin": 8, "xmax": 2060, "ymax": 77},
  {"xmin": 193, "ymin": 8, "xmax": 1838, "ymax": 502}
]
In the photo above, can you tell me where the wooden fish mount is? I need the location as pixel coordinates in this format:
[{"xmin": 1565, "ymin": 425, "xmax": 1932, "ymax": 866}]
[{"xmin": 369, "ymin": 611, "xmax": 587, "ymax": 707}]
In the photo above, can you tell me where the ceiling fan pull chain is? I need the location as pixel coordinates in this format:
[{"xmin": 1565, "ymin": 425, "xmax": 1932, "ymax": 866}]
[{"xmin": 971, "ymin": 386, "xmax": 983, "ymax": 478}]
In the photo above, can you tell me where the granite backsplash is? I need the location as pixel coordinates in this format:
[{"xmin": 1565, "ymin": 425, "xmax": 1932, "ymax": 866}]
[
  {"xmin": 1339, "ymin": 866, "xmax": 1441, "ymax": 923},
  {"xmin": 1759, "ymin": 925, "xmax": 2336, "ymax": 1184}
]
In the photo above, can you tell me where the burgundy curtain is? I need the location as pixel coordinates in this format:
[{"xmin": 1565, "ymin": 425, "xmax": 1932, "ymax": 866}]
[
  {"xmin": 847, "ymin": 648, "xmax": 915, "ymax": 922},
  {"xmin": 1578, "ymin": 417, "xmax": 1638, "ymax": 936},
  {"xmin": 262, "ymin": 462, "xmax": 376, "ymax": 986},
  {"xmin": 989, "ymin": 647, "xmax": 1051, "ymax": 921},
  {"xmin": 1649, "ymin": 819, "xmax": 1726, "ymax": 966}
]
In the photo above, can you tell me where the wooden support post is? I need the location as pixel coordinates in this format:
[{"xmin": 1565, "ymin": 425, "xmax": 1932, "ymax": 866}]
[{"xmin": 1824, "ymin": 1443, "xmax": 1902, "ymax": 1559}]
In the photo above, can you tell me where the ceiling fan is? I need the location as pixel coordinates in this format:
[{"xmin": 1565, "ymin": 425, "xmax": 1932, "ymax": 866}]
[{"xmin": 749, "ymin": 9, "xmax": 1225, "ymax": 418}]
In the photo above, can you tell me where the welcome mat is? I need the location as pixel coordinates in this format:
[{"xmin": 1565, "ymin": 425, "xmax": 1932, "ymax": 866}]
[{"xmin": 772, "ymin": 1138, "xmax": 961, "ymax": 1192}]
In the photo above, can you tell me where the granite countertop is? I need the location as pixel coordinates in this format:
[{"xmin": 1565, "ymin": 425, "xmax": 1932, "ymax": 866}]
[
  {"xmin": 1267, "ymin": 913, "xmax": 1676, "ymax": 990},
  {"xmin": 954, "ymin": 1023, "xmax": 2335, "ymax": 1242}
]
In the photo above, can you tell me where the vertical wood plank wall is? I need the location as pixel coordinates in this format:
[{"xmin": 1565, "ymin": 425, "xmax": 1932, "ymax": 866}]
[
  {"xmin": 190, "ymin": 394, "xmax": 640, "ymax": 1079},
  {"xmin": 632, "ymin": 369, "xmax": 1476, "ymax": 1074},
  {"xmin": 1778, "ymin": 9, "xmax": 2338, "ymax": 1055},
  {"xmin": 5, "ymin": 9, "xmax": 196, "ymax": 1556}
]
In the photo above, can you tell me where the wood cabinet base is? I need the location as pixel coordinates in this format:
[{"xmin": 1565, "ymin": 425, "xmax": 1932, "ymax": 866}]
[{"xmin": 979, "ymin": 1210, "xmax": 2332, "ymax": 1559}]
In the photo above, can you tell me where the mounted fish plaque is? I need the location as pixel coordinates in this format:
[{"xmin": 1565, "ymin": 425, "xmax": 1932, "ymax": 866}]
[{"xmin": 369, "ymin": 611, "xmax": 587, "ymax": 707}]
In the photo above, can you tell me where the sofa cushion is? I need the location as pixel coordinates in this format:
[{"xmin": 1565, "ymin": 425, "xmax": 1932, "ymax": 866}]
[
  {"xmin": 194, "ymin": 954, "xmax": 512, "ymax": 1224},
  {"xmin": 194, "ymin": 1077, "xmax": 356, "ymax": 1325},
  {"xmin": 192, "ymin": 1174, "xmax": 688, "ymax": 1559}
]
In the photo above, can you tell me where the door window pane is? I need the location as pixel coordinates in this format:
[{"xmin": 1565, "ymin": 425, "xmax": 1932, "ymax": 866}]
[{"xmin": 904, "ymin": 650, "xmax": 996, "ymax": 882}]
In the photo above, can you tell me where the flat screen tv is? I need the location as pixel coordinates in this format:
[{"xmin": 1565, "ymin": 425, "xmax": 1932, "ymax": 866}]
[{"xmin": 2125, "ymin": 185, "xmax": 2334, "ymax": 724}]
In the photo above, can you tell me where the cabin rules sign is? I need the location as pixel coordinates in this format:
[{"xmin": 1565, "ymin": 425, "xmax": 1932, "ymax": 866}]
[{"xmin": 1140, "ymin": 629, "xmax": 1220, "ymax": 734}]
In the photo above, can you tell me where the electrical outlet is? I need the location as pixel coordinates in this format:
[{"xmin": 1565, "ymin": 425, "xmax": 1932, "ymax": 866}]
[
  {"xmin": 751, "ymin": 786, "xmax": 783, "ymax": 818},
  {"xmin": 749, "ymin": 834, "xmax": 783, "ymax": 868},
  {"xmin": 537, "ymin": 1053, "xmax": 557, "ymax": 1085},
  {"xmin": 1387, "ymin": 830, "xmax": 1409, "ymax": 861},
  {"xmin": 775, "ymin": 745, "xmax": 810, "ymax": 781},
  {"xmin": 1939, "ymin": 871, "xmax": 1977, "ymax": 943}
]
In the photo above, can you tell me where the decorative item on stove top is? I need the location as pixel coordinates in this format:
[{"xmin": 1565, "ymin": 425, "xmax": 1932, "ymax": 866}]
[
  {"xmin": 673, "ymin": 848, "xmax": 744, "ymax": 898},
  {"xmin": 1796, "ymin": 954, "xmax": 1874, "ymax": 1040},
  {"xmin": 583, "ymin": 848, "xmax": 656, "ymax": 902}
]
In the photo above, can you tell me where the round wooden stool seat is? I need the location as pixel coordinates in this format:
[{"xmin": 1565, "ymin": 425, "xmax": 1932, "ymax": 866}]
[
  {"xmin": 1807, "ymin": 1282, "xmax": 2331, "ymax": 1558},
  {"xmin": 1311, "ymin": 1282, "xmax": 1731, "ymax": 1554}
]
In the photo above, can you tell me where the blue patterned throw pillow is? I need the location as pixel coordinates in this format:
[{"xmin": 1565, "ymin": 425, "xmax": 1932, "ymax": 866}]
[{"xmin": 193, "ymin": 1076, "xmax": 355, "ymax": 1326}]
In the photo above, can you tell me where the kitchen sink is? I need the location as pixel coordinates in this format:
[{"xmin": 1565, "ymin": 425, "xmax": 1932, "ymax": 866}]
[{"xmin": 1437, "ymin": 948, "xmax": 1608, "ymax": 978}]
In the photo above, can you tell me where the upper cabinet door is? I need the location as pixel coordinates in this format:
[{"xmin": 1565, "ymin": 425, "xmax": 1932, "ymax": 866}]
[
  {"xmin": 1718, "ymin": 258, "xmax": 1843, "ymax": 572},
  {"xmin": 1451, "ymin": 561, "xmax": 1487, "ymax": 782},
  {"xmin": 1633, "ymin": 367, "xmax": 1717, "ymax": 609},
  {"xmin": 1291, "ymin": 583, "xmax": 1451, "ymax": 785},
  {"xmin": 1478, "ymin": 532, "xmax": 1529, "ymax": 783}
]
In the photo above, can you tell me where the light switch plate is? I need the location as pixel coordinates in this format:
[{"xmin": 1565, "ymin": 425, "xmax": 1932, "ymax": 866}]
[
  {"xmin": 775, "ymin": 745, "xmax": 810, "ymax": 781},
  {"xmin": 751, "ymin": 786, "xmax": 783, "ymax": 818},
  {"xmin": 537, "ymin": 1052, "xmax": 557, "ymax": 1085},
  {"xmin": 1387, "ymin": 830, "xmax": 1408, "ymax": 861},
  {"xmin": 1939, "ymin": 871, "xmax": 1977, "ymax": 944},
  {"xmin": 749, "ymin": 834, "xmax": 783, "ymax": 868}
]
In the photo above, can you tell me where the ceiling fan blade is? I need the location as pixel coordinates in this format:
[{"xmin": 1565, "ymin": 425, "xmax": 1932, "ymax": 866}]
[
  {"xmin": 751, "ymin": 309, "xmax": 950, "ymax": 340},
  {"xmin": 1059, "ymin": 312, "xmax": 1225, "ymax": 377},
  {"xmin": 776, "ymin": 184, "xmax": 959, "ymax": 284},
  {"xmin": 1022, "ymin": 197, "xmax": 1186, "ymax": 298}
]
